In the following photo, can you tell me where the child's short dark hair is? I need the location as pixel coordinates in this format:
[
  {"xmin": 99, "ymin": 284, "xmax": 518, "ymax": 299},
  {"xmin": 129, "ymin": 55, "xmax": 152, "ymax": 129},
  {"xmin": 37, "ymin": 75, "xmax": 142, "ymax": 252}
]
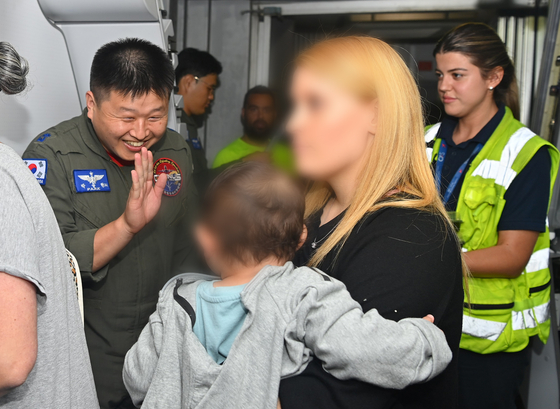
[{"xmin": 201, "ymin": 162, "xmax": 305, "ymax": 264}]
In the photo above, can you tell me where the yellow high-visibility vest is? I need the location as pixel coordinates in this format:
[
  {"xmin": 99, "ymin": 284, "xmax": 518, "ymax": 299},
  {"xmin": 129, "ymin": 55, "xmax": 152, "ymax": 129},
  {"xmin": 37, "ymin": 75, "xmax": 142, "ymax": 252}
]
[{"xmin": 426, "ymin": 107, "xmax": 559, "ymax": 353}]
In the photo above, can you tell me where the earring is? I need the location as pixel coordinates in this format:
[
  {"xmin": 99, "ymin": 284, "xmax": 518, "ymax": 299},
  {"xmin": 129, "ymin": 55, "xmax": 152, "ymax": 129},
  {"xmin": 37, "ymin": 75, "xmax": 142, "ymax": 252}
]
[{"xmin": 489, "ymin": 86, "xmax": 494, "ymax": 90}]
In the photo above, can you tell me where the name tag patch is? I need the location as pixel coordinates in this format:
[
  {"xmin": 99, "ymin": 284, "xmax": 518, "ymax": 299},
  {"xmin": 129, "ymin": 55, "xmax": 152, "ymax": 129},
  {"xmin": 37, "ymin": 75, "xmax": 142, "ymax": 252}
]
[
  {"xmin": 23, "ymin": 158, "xmax": 48, "ymax": 185},
  {"xmin": 153, "ymin": 158, "xmax": 182, "ymax": 197},
  {"xmin": 74, "ymin": 169, "xmax": 110, "ymax": 193}
]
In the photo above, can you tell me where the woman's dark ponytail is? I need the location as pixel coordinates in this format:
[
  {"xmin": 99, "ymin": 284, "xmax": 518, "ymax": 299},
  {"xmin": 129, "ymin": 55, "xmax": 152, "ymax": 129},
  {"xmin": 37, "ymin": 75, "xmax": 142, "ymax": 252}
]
[{"xmin": 434, "ymin": 23, "xmax": 520, "ymax": 120}]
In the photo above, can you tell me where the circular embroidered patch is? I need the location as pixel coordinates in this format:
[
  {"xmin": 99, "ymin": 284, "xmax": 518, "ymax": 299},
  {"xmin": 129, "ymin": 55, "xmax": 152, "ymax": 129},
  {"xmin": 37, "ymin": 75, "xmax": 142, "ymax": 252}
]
[{"xmin": 153, "ymin": 157, "xmax": 182, "ymax": 197}]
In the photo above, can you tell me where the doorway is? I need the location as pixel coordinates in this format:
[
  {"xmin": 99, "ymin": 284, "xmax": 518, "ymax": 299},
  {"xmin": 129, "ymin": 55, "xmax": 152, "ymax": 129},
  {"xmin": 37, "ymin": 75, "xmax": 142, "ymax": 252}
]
[{"xmin": 251, "ymin": 1, "xmax": 547, "ymax": 126}]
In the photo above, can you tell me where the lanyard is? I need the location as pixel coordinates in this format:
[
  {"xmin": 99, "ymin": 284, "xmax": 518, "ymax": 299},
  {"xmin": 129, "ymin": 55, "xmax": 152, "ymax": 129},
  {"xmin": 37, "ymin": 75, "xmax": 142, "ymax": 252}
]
[{"xmin": 435, "ymin": 141, "xmax": 483, "ymax": 205}]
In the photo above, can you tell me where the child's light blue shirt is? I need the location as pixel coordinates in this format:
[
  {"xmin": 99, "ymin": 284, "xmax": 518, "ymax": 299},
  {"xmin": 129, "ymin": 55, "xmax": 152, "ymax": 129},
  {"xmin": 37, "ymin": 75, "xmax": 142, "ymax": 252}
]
[{"xmin": 192, "ymin": 281, "xmax": 248, "ymax": 364}]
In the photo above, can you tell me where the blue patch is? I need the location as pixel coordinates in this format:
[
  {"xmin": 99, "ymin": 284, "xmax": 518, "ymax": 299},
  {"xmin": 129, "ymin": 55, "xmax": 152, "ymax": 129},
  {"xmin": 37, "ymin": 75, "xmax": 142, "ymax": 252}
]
[
  {"xmin": 23, "ymin": 158, "xmax": 48, "ymax": 185},
  {"xmin": 73, "ymin": 169, "xmax": 111, "ymax": 193},
  {"xmin": 37, "ymin": 133, "xmax": 51, "ymax": 142},
  {"xmin": 190, "ymin": 138, "xmax": 202, "ymax": 150}
]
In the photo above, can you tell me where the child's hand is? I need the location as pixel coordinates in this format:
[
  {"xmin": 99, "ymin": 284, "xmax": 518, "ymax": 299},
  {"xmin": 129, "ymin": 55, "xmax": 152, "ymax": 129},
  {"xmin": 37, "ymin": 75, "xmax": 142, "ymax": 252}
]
[{"xmin": 423, "ymin": 314, "xmax": 435, "ymax": 323}]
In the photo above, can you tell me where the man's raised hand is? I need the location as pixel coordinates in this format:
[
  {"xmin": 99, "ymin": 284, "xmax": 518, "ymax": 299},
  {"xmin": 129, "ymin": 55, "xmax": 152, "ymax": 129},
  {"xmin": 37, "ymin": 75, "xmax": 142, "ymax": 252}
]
[
  {"xmin": 122, "ymin": 147, "xmax": 167, "ymax": 235},
  {"xmin": 91, "ymin": 149, "xmax": 167, "ymax": 272}
]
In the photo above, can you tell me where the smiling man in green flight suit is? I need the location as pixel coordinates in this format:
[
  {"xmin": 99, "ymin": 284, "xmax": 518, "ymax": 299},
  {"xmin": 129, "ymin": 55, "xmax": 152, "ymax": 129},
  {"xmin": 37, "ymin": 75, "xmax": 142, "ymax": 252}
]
[{"xmin": 23, "ymin": 39, "xmax": 199, "ymax": 409}]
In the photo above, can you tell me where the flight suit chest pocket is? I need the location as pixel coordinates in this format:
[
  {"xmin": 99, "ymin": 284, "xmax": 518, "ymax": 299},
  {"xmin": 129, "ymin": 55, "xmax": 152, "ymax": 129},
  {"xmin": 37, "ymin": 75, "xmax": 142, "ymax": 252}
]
[
  {"xmin": 66, "ymin": 154, "xmax": 120, "ymax": 228},
  {"xmin": 460, "ymin": 178, "xmax": 505, "ymax": 249},
  {"xmin": 70, "ymin": 173, "xmax": 120, "ymax": 229}
]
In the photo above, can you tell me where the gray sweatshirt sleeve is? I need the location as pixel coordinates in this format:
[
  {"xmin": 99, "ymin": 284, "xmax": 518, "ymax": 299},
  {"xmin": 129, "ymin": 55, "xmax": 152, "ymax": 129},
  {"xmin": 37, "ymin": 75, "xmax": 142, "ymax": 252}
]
[
  {"xmin": 290, "ymin": 275, "xmax": 452, "ymax": 390},
  {"xmin": 123, "ymin": 308, "xmax": 164, "ymax": 407}
]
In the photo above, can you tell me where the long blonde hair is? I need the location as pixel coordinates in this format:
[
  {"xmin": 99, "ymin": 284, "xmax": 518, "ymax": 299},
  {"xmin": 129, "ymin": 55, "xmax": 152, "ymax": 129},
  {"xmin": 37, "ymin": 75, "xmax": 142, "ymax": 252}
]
[{"xmin": 297, "ymin": 36, "xmax": 454, "ymax": 268}]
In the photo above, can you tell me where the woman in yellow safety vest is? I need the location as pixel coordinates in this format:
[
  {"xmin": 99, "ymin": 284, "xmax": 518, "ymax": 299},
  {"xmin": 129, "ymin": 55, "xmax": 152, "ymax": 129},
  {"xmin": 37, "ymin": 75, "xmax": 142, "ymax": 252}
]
[{"xmin": 426, "ymin": 22, "xmax": 559, "ymax": 409}]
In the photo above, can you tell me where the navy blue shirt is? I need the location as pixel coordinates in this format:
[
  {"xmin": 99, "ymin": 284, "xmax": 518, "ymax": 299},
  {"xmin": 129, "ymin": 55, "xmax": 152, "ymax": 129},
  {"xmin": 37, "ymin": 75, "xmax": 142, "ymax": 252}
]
[{"xmin": 434, "ymin": 105, "xmax": 551, "ymax": 232}]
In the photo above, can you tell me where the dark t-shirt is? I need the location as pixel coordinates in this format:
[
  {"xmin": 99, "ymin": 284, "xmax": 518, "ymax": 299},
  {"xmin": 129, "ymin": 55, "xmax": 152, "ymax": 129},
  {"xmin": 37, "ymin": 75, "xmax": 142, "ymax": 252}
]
[
  {"xmin": 279, "ymin": 205, "xmax": 464, "ymax": 409},
  {"xmin": 435, "ymin": 105, "xmax": 551, "ymax": 232}
]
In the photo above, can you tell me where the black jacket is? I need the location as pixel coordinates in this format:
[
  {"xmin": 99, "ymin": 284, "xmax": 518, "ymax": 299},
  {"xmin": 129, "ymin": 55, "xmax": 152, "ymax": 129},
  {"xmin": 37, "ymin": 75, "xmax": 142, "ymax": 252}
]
[{"xmin": 280, "ymin": 206, "xmax": 464, "ymax": 409}]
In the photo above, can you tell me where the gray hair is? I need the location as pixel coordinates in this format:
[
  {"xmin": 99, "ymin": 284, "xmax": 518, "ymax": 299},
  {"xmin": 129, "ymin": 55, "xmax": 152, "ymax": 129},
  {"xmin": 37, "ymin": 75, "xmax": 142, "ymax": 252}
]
[{"xmin": 0, "ymin": 42, "xmax": 29, "ymax": 95}]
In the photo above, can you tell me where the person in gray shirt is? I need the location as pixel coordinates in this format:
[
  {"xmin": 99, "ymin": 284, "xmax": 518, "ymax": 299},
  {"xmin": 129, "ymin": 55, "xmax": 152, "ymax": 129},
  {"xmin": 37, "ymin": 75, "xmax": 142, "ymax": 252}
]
[
  {"xmin": 124, "ymin": 163, "xmax": 452, "ymax": 409},
  {"xmin": 0, "ymin": 42, "xmax": 99, "ymax": 408}
]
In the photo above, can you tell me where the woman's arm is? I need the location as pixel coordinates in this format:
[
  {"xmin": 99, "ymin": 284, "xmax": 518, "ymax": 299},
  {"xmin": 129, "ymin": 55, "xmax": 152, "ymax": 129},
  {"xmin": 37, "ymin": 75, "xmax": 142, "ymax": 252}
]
[
  {"xmin": 463, "ymin": 147, "xmax": 552, "ymax": 279},
  {"xmin": 464, "ymin": 230, "xmax": 539, "ymax": 278},
  {"xmin": 0, "ymin": 273, "xmax": 37, "ymax": 397},
  {"xmin": 0, "ymin": 167, "xmax": 45, "ymax": 397},
  {"xmin": 464, "ymin": 147, "xmax": 551, "ymax": 279}
]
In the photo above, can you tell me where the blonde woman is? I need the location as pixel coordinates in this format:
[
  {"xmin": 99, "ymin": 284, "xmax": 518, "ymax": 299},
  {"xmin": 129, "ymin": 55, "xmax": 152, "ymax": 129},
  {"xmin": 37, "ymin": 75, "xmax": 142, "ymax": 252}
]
[{"xmin": 279, "ymin": 37, "xmax": 464, "ymax": 408}]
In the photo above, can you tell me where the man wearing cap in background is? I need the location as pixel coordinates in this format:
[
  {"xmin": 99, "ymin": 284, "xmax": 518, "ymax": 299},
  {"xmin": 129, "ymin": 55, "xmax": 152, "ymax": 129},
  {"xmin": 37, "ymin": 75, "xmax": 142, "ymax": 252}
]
[
  {"xmin": 176, "ymin": 48, "xmax": 275, "ymax": 191},
  {"xmin": 175, "ymin": 48, "xmax": 224, "ymax": 192},
  {"xmin": 23, "ymin": 38, "xmax": 199, "ymax": 409}
]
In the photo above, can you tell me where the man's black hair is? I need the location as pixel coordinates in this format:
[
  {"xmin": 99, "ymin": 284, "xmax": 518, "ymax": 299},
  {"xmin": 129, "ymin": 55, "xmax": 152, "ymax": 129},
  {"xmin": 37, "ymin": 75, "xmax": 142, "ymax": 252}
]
[
  {"xmin": 175, "ymin": 48, "xmax": 223, "ymax": 84},
  {"xmin": 90, "ymin": 38, "xmax": 174, "ymax": 101},
  {"xmin": 243, "ymin": 85, "xmax": 275, "ymax": 109}
]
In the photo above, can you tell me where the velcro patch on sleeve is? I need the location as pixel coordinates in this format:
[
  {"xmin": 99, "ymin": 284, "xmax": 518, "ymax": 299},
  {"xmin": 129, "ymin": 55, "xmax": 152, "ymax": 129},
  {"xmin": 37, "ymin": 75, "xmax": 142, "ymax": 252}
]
[{"xmin": 23, "ymin": 158, "xmax": 48, "ymax": 185}]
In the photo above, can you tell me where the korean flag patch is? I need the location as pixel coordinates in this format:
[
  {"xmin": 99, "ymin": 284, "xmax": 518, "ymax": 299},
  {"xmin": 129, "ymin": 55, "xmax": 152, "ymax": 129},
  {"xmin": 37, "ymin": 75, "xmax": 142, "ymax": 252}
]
[
  {"xmin": 23, "ymin": 158, "xmax": 48, "ymax": 185},
  {"xmin": 74, "ymin": 169, "xmax": 111, "ymax": 193}
]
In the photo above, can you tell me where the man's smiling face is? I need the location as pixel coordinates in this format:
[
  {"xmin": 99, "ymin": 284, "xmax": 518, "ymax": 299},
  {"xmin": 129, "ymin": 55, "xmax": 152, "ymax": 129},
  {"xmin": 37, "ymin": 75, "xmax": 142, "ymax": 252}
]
[{"xmin": 86, "ymin": 90, "xmax": 169, "ymax": 161}]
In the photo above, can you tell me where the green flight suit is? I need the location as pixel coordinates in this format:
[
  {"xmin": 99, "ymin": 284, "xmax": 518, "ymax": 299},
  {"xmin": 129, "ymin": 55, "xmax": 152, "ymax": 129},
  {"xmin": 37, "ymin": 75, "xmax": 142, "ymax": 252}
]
[
  {"xmin": 23, "ymin": 110, "xmax": 199, "ymax": 409},
  {"xmin": 181, "ymin": 110, "xmax": 238, "ymax": 192}
]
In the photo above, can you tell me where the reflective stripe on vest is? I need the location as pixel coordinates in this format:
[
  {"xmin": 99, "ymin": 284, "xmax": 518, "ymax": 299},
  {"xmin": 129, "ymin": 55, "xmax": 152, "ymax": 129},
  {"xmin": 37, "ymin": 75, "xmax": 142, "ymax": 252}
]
[
  {"xmin": 425, "ymin": 123, "xmax": 441, "ymax": 161},
  {"xmin": 525, "ymin": 248, "xmax": 550, "ymax": 274},
  {"xmin": 425, "ymin": 123, "xmax": 441, "ymax": 143},
  {"xmin": 512, "ymin": 301, "xmax": 550, "ymax": 331},
  {"xmin": 462, "ymin": 315, "xmax": 506, "ymax": 341},
  {"xmin": 470, "ymin": 127, "xmax": 536, "ymax": 189},
  {"xmin": 463, "ymin": 300, "xmax": 550, "ymax": 341}
]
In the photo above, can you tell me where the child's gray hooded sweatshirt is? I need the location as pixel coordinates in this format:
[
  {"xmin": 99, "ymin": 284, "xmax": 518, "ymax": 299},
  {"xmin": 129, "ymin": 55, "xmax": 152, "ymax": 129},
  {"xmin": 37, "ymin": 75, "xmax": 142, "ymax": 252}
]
[{"xmin": 123, "ymin": 262, "xmax": 452, "ymax": 409}]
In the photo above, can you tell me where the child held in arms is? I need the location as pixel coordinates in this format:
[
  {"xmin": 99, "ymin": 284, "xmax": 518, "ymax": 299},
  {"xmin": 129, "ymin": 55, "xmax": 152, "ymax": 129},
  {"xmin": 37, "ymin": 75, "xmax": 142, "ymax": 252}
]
[{"xmin": 123, "ymin": 162, "xmax": 452, "ymax": 409}]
